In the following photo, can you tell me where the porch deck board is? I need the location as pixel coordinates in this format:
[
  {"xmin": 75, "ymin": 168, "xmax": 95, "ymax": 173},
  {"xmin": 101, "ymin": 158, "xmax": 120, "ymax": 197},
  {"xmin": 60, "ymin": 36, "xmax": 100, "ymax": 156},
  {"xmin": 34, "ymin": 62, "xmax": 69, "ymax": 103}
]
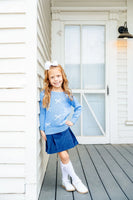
[
  {"xmin": 56, "ymin": 159, "xmax": 73, "ymax": 200},
  {"xmin": 39, "ymin": 144, "xmax": 133, "ymax": 200},
  {"xmin": 112, "ymin": 145, "xmax": 133, "ymax": 167},
  {"xmin": 86, "ymin": 145, "xmax": 127, "ymax": 200},
  {"xmin": 39, "ymin": 154, "xmax": 57, "ymax": 200},
  {"xmin": 77, "ymin": 145, "xmax": 109, "ymax": 200},
  {"xmin": 122, "ymin": 144, "xmax": 133, "ymax": 156},
  {"xmin": 69, "ymin": 148, "xmax": 91, "ymax": 200}
]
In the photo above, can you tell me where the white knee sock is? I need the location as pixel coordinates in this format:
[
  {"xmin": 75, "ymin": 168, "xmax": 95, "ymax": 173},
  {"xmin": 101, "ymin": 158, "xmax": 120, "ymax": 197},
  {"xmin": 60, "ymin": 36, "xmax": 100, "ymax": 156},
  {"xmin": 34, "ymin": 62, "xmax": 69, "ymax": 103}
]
[
  {"xmin": 61, "ymin": 160, "xmax": 80, "ymax": 183},
  {"xmin": 60, "ymin": 161, "xmax": 69, "ymax": 182}
]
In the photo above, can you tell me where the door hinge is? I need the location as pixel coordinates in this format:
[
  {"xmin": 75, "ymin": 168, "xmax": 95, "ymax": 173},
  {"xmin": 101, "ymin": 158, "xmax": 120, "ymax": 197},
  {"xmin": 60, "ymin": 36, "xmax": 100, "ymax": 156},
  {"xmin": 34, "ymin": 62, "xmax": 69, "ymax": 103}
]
[{"xmin": 107, "ymin": 85, "xmax": 109, "ymax": 95}]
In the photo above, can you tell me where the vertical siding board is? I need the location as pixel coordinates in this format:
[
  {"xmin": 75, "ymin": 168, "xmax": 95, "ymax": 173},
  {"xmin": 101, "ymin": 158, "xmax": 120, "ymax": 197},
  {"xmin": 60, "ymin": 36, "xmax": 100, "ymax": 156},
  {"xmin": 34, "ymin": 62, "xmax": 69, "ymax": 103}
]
[
  {"xmin": 117, "ymin": 41, "xmax": 128, "ymax": 135},
  {"xmin": 39, "ymin": 1, "xmax": 51, "ymax": 38},
  {"xmin": 37, "ymin": 33, "xmax": 49, "ymax": 61},
  {"xmin": 37, "ymin": 0, "xmax": 51, "ymax": 198},
  {"xmin": 41, "ymin": 1, "xmax": 51, "ymax": 44},
  {"xmin": 24, "ymin": 0, "xmax": 39, "ymax": 199}
]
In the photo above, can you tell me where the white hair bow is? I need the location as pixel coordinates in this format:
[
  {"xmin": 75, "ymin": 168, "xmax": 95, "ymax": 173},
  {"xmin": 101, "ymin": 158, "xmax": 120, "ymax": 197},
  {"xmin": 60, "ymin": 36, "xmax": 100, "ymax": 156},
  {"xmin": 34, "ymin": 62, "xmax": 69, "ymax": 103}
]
[{"xmin": 44, "ymin": 61, "xmax": 58, "ymax": 70}]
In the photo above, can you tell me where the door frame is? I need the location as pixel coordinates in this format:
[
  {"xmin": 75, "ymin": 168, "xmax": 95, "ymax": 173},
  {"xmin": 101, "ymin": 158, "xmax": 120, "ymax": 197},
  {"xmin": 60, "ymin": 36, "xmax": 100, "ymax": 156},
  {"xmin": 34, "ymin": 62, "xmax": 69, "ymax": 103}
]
[
  {"xmin": 51, "ymin": 11, "xmax": 118, "ymax": 144},
  {"xmin": 60, "ymin": 20, "xmax": 110, "ymax": 144}
]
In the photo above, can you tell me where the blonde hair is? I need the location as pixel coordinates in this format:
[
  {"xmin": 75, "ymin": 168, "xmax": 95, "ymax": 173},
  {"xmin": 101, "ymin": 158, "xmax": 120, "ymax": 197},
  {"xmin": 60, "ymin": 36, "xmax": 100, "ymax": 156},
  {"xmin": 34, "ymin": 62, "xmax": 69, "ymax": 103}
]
[{"xmin": 41, "ymin": 64, "xmax": 73, "ymax": 109}]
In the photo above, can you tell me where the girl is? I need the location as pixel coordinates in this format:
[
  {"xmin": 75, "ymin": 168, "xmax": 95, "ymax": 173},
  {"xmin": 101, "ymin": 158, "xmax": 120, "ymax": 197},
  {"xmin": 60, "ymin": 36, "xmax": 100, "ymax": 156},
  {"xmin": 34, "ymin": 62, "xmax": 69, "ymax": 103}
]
[{"xmin": 39, "ymin": 61, "xmax": 88, "ymax": 194}]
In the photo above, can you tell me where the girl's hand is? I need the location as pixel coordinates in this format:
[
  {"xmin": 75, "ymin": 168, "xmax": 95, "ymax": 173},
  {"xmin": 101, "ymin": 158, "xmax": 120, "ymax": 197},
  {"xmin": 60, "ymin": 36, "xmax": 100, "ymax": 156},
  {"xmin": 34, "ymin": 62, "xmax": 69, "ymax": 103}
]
[
  {"xmin": 40, "ymin": 130, "xmax": 47, "ymax": 141},
  {"xmin": 65, "ymin": 120, "xmax": 73, "ymax": 126}
]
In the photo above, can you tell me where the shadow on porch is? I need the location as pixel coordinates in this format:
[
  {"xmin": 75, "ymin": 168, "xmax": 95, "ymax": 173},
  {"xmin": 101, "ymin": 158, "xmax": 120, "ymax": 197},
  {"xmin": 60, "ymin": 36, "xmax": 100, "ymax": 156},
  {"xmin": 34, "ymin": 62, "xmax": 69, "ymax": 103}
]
[{"xmin": 39, "ymin": 144, "xmax": 133, "ymax": 200}]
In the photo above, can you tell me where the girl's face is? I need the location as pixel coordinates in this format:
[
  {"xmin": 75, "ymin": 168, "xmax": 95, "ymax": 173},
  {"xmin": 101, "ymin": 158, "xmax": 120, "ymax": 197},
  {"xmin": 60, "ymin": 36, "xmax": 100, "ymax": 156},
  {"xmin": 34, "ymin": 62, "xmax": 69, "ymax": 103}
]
[{"xmin": 48, "ymin": 67, "xmax": 63, "ymax": 90}]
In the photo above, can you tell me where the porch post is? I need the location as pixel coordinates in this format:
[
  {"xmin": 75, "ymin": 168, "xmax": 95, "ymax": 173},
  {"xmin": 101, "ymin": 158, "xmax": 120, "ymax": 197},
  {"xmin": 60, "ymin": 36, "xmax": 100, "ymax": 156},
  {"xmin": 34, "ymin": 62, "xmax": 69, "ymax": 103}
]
[{"xmin": 25, "ymin": 0, "xmax": 38, "ymax": 199}]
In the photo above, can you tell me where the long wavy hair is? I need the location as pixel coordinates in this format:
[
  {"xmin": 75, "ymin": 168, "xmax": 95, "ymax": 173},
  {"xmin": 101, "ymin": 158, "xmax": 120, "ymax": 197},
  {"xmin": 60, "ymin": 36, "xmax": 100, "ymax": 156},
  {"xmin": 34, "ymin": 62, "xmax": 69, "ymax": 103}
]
[{"xmin": 41, "ymin": 64, "xmax": 73, "ymax": 109}]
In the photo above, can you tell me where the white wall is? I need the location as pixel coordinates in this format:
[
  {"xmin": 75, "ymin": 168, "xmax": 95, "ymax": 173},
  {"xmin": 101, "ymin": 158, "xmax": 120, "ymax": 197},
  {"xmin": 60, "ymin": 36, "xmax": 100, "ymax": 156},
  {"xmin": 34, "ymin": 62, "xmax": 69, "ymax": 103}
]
[
  {"xmin": 0, "ymin": 0, "xmax": 51, "ymax": 199},
  {"xmin": 127, "ymin": 0, "xmax": 133, "ymax": 122},
  {"xmin": 115, "ymin": 0, "xmax": 133, "ymax": 143},
  {"xmin": 0, "ymin": 0, "xmax": 27, "ymax": 199},
  {"xmin": 37, "ymin": 0, "xmax": 51, "ymax": 198}
]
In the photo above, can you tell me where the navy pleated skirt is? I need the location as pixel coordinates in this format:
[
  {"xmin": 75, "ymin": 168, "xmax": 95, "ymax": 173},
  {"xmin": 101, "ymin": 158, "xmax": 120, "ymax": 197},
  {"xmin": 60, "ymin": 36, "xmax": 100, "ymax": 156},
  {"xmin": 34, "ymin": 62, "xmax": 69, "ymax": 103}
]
[{"xmin": 46, "ymin": 127, "xmax": 79, "ymax": 154}]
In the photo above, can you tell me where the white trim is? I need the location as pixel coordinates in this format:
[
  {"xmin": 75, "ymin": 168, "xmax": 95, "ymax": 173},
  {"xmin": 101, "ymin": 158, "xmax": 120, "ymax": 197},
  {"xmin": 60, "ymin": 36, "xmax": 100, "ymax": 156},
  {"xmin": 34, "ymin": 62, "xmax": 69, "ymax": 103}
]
[
  {"xmin": 77, "ymin": 136, "xmax": 109, "ymax": 144},
  {"xmin": 51, "ymin": 7, "xmax": 127, "ymax": 12},
  {"xmin": 108, "ymin": 20, "xmax": 118, "ymax": 143},
  {"xmin": 127, "ymin": 1, "xmax": 133, "ymax": 124},
  {"xmin": 25, "ymin": 0, "xmax": 37, "ymax": 199},
  {"xmin": 72, "ymin": 89, "xmax": 105, "ymax": 93},
  {"xmin": 62, "ymin": 20, "xmax": 109, "ymax": 143},
  {"xmin": 105, "ymin": 21, "xmax": 110, "ymax": 143},
  {"xmin": 80, "ymin": 25, "xmax": 83, "ymax": 137},
  {"xmin": 76, "ymin": 135, "xmax": 133, "ymax": 144},
  {"xmin": 127, "ymin": 40, "xmax": 133, "ymax": 122},
  {"xmin": 52, "ymin": 10, "xmax": 119, "ymax": 144},
  {"xmin": 125, "ymin": 121, "xmax": 133, "ymax": 126}
]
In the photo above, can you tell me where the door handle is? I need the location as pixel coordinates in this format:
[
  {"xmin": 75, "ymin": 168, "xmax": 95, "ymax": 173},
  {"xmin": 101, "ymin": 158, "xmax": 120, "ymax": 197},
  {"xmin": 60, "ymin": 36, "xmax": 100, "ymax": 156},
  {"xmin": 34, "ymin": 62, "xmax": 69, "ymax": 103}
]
[{"xmin": 107, "ymin": 85, "xmax": 109, "ymax": 95}]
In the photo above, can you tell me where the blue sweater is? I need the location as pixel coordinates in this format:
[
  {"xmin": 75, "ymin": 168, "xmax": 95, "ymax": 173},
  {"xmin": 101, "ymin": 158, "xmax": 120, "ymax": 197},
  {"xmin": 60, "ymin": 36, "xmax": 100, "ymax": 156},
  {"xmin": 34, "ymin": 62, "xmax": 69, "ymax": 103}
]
[{"xmin": 39, "ymin": 90, "xmax": 82, "ymax": 135}]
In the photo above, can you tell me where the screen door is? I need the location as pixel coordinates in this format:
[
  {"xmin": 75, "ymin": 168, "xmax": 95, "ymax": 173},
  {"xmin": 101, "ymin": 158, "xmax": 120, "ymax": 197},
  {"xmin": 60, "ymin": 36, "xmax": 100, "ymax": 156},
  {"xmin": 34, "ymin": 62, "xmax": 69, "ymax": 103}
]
[{"xmin": 64, "ymin": 25, "xmax": 109, "ymax": 143}]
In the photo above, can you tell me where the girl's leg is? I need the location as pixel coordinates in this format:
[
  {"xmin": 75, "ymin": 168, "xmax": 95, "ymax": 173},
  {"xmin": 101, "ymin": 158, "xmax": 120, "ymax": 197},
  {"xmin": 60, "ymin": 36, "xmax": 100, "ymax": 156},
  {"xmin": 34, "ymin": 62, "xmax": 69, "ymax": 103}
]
[
  {"xmin": 58, "ymin": 150, "xmax": 88, "ymax": 194},
  {"xmin": 58, "ymin": 150, "xmax": 79, "ymax": 182},
  {"xmin": 58, "ymin": 150, "xmax": 75, "ymax": 192}
]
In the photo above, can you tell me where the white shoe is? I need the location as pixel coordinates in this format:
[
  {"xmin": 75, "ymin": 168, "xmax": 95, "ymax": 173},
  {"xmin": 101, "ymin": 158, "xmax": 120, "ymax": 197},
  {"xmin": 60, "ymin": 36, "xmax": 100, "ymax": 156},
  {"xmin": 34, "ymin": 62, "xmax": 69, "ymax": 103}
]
[
  {"xmin": 72, "ymin": 179, "xmax": 88, "ymax": 194},
  {"xmin": 62, "ymin": 180, "xmax": 75, "ymax": 192}
]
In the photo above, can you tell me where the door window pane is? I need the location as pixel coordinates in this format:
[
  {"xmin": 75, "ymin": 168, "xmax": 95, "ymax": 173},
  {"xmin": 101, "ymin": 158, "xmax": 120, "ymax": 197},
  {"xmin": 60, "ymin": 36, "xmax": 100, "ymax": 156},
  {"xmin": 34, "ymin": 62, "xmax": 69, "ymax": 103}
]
[
  {"xmin": 65, "ymin": 26, "xmax": 80, "ymax": 89},
  {"xmin": 83, "ymin": 94, "xmax": 105, "ymax": 136},
  {"xmin": 82, "ymin": 26, "xmax": 105, "ymax": 89}
]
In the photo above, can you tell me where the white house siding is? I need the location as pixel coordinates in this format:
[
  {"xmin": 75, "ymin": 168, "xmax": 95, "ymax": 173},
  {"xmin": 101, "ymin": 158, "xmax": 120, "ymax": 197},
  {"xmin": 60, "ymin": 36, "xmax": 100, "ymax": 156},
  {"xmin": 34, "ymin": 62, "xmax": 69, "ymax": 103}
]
[
  {"xmin": 117, "ymin": 40, "xmax": 133, "ymax": 141},
  {"xmin": 116, "ymin": 0, "xmax": 133, "ymax": 143},
  {"xmin": 127, "ymin": 0, "xmax": 133, "ymax": 122},
  {"xmin": 0, "ymin": 0, "xmax": 51, "ymax": 199},
  {"xmin": 37, "ymin": 0, "xmax": 51, "ymax": 198},
  {"xmin": 0, "ymin": 0, "xmax": 26, "ymax": 200},
  {"xmin": 117, "ymin": 40, "xmax": 128, "ymax": 136}
]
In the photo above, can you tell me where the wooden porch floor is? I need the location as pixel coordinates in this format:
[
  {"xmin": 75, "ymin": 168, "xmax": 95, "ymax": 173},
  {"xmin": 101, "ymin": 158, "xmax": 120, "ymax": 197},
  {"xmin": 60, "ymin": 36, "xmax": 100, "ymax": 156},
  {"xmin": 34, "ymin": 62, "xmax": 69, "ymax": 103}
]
[{"xmin": 39, "ymin": 144, "xmax": 133, "ymax": 200}]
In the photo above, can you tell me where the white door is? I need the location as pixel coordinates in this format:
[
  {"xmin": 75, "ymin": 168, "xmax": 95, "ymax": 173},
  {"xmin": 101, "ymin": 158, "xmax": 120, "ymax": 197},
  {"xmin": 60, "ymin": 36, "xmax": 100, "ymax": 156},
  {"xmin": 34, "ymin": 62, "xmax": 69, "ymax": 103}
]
[{"xmin": 64, "ymin": 24, "xmax": 109, "ymax": 144}]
